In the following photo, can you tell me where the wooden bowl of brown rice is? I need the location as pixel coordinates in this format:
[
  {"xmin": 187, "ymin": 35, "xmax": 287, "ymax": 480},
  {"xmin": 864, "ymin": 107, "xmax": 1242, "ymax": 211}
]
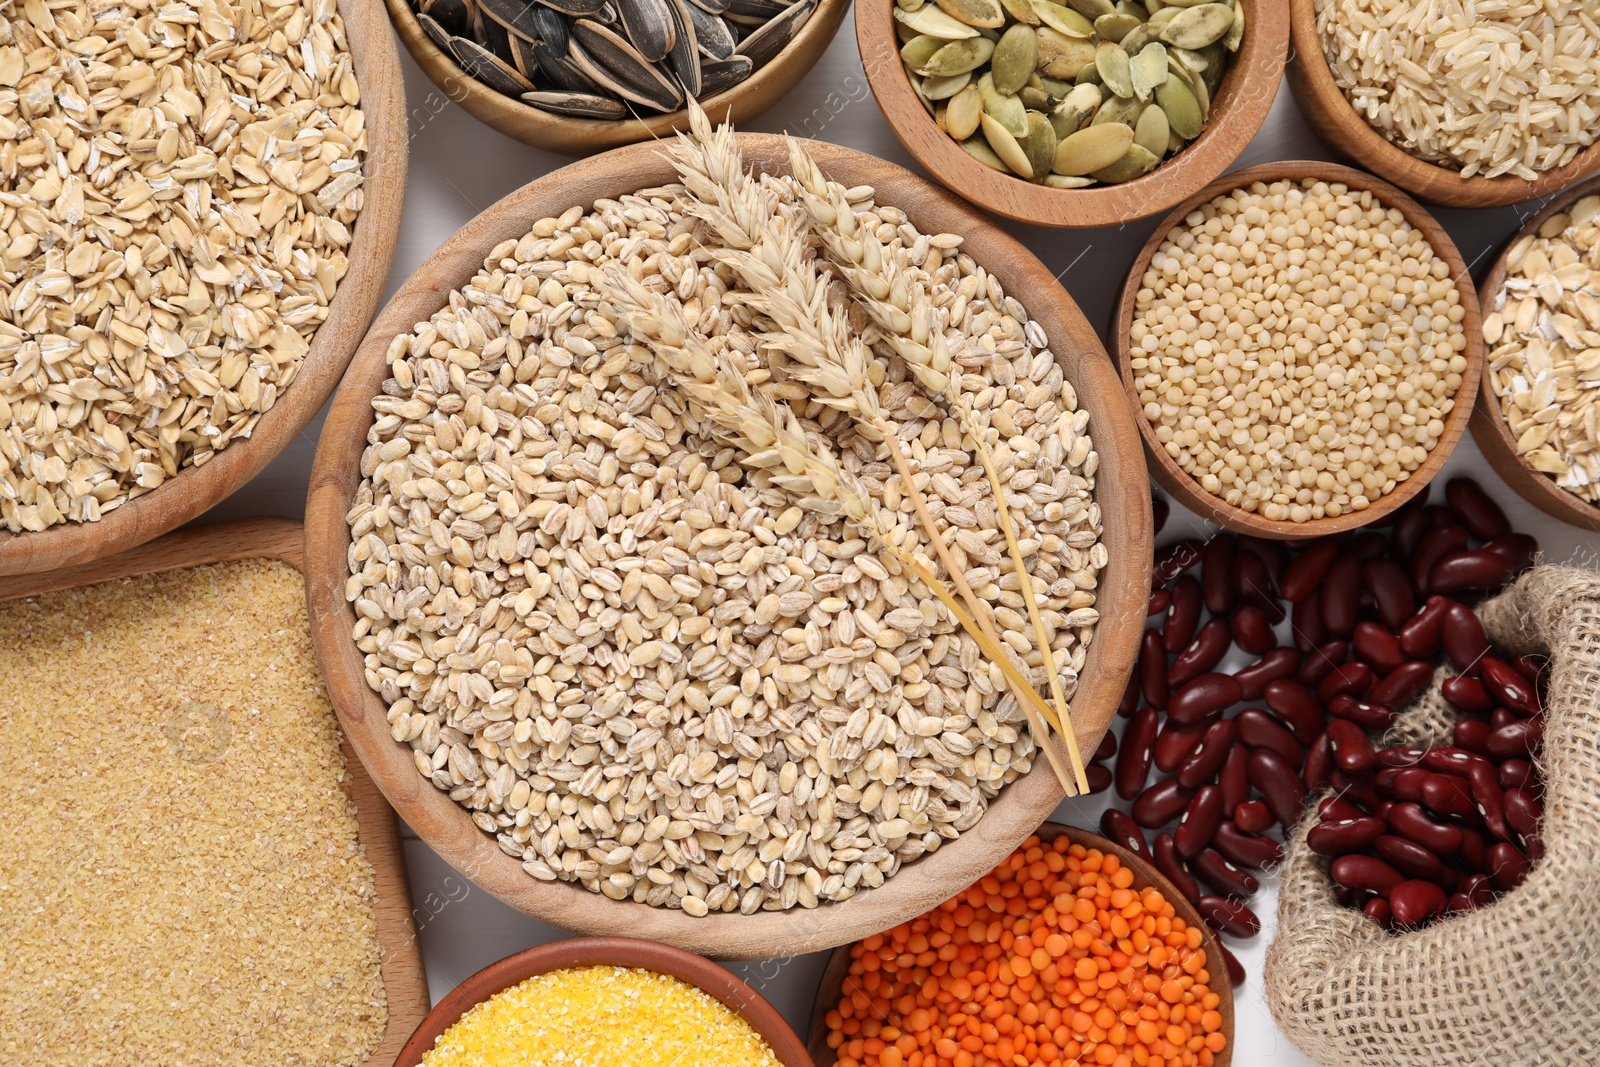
[{"xmin": 305, "ymin": 132, "xmax": 1152, "ymax": 959}]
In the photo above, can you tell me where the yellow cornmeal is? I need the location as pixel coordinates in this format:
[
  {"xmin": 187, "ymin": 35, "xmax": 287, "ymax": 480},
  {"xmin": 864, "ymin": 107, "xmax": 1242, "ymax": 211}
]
[
  {"xmin": 0, "ymin": 559, "xmax": 387, "ymax": 1066},
  {"xmin": 422, "ymin": 966, "xmax": 784, "ymax": 1067}
]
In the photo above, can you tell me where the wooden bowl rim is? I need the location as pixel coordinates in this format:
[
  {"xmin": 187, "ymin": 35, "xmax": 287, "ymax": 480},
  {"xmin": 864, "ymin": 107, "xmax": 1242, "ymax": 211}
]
[
  {"xmin": 803, "ymin": 821, "xmax": 1235, "ymax": 1067},
  {"xmin": 384, "ymin": 0, "xmax": 851, "ymax": 154},
  {"xmin": 0, "ymin": 0, "xmax": 407, "ymax": 578},
  {"xmin": 1285, "ymin": 0, "xmax": 1600, "ymax": 208},
  {"xmin": 1111, "ymin": 158, "xmax": 1484, "ymax": 539},
  {"xmin": 392, "ymin": 936, "xmax": 811, "ymax": 1067},
  {"xmin": 1469, "ymin": 175, "xmax": 1600, "ymax": 532},
  {"xmin": 305, "ymin": 133, "xmax": 1152, "ymax": 959},
  {"xmin": 854, "ymin": 0, "xmax": 1290, "ymax": 229}
]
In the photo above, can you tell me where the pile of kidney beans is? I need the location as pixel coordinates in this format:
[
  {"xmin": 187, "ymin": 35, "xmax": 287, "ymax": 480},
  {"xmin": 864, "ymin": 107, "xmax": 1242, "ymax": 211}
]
[{"xmin": 1082, "ymin": 479, "xmax": 1545, "ymax": 985}]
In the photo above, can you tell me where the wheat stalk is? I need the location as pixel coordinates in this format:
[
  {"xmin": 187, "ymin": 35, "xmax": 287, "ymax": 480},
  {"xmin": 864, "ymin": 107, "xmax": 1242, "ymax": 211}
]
[{"xmin": 786, "ymin": 138, "xmax": 1089, "ymax": 794}]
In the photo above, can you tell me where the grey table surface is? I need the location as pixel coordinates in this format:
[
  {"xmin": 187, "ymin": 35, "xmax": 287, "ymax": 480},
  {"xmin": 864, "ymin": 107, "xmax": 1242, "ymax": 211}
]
[{"xmin": 204, "ymin": 18, "xmax": 1600, "ymax": 1064}]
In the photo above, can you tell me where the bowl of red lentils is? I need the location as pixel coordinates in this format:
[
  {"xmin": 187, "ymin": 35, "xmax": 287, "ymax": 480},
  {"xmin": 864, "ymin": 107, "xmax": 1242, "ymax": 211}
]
[
  {"xmin": 395, "ymin": 936, "xmax": 811, "ymax": 1067},
  {"xmin": 807, "ymin": 823, "xmax": 1234, "ymax": 1067}
]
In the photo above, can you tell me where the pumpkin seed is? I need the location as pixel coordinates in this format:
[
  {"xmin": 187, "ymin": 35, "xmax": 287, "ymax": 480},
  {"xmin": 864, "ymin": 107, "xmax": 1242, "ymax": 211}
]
[
  {"xmin": 1036, "ymin": 26, "xmax": 1096, "ymax": 77},
  {"xmin": 1021, "ymin": 109, "xmax": 1058, "ymax": 179},
  {"xmin": 1075, "ymin": 59, "xmax": 1102, "ymax": 85},
  {"xmin": 521, "ymin": 88, "xmax": 629, "ymax": 116},
  {"xmin": 1050, "ymin": 81, "xmax": 1102, "ymax": 136},
  {"xmin": 1094, "ymin": 12, "xmax": 1141, "ymax": 40},
  {"xmin": 1167, "ymin": 52, "xmax": 1209, "ymax": 118},
  {"xmin": 1169, "ymin": 45, "xmax": 1206, "ymax": 73},
  {"xmin": 1000, "ymin": 0, "xmax": 1040, "ymax": 23},
  {"xmin": 898, "ymin": 0, "xmax": 926, "ymax": 8},
  {"xmin": 978, "ymin": 72, "xmax": 1029, "ymax": 134},
  {"xmin": 897, "ymin": 17, "xmax": 924, "ymax": 41},
  {"xmin": 1142, "ymin": 0, "xmax": 1165, "ymax": 12},
  {"xmin": 923, "ymin": 70, "xmax": 973, "ymax": 97},
  {"xmin": 946, "ymin": 82, "xmax": 985, "ymax": 137},
  {"xmin": 961, "ymin": 133, "xmax": 1010, "ymax": 170},
  {"xmin": 1064, "ymin": 0, "xmax": 1115, "ymax": 17},
  {"xmin": 1034, "ymin": 72, "xmax": 1074, "ymax": 95},
  {"xmin": 1052, "ymin": 120, "xmax": 1133, "ymax": 173},
  {"xmin": 1133, "ymin": 100, "xmax": 1169, "ymax": 153},
  {"xmin": 1095, "ymin": 41, "xmax": 1133, "ymax": 96},
  {"xmin": 1117, "ymin": 21, "xmax": 1159, "ymax": 51},
  {"xmin": 1158, "ymin": 2, "xmax": 1232, "ymax": 47},
  {"xmin": 901, "ymin": 34, "xmax": 945, "ymax": 69},
  {"xmin": 1091, "ymin": 142, "xmax": 1159, "ymax": 181},
  {"xmin": 910, "ymin": 72, "xmax": 935, "ymax": 113},
  {"xmin": 894, "ymin": 4, "xmax": 982, "ymax": 37},
  {"xmin": 1129, "ymin": 41, "xmax": 1167, "ymax": 100},
  {"xmin": 921, "ymin": 35, "xmax": 996, "ymax": 74},
  {"xmin": 1044, "ymin": 173, "xmax": 1096, "ymax": 187},
  {"xmin": 1020, "ymin": 85, "xmax": 1054, "ymax": 110},
  {"xmin": 1154, "ymin": 70, "xmax": 1202, "ymax": 137},
  {"xmin": 1224, "ymin": 1, "xmax": 1243, "ymax": 51},
  {"xmin": 981, "ymin": 112, "xmax": 1034, "ymax": 176},
  {"xmin": 936, "ymin": 0, "xmax": 1006, "ymax": 27},
  {"xmin": 1032, "ymin": 0, "xmax": 1094, "ymax": 37},
  {"xmin": 989, "ymin": 24, "xmax": 1037, "ymax": 92},
  {"xmin": 1148, "ymin": 6, "xmax": 1180, "ymax": 23},
  {"xmin": 1091, "ymin": 92, "xmax": 1142, "ymax": 125}
]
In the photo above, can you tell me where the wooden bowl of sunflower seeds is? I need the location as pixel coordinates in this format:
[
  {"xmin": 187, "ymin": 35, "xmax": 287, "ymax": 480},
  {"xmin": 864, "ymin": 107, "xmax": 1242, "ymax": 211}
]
[
  {"xmin": 0, "ymin": 0, "xmax": 407, "ymax": 577},
  {"xmin": 389, "ymin": 0, "xmax": 850, "ymax": 155},
  {"xmin": 305, "ymin": 124, "xmax": 1152, "ymax": 958}
]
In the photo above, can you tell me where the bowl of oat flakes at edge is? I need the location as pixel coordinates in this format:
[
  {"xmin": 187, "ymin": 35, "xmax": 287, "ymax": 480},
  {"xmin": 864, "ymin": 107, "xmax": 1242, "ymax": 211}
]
[
  {"xmin": 305, "ymin": 133, "xmax": 1152, "ymax": 959},
  {"xmin": 0, "ymin": 0, "xmax": 406, "ymax": 577}
]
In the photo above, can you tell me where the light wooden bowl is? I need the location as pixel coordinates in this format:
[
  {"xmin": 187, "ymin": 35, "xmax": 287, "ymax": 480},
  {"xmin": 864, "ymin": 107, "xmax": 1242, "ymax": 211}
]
[
  {"xmin": 393, "ymin": 937, "xmax": 810, "ymax": 1066},
  {"xmin": 855, "ymin": 0, "xmax": 1289, "ymax": 229},
  {"xmin": 1470, "ymin": 177, "xmax": 1600, "ymax": 532},
  {"xmin": 1112, "ymin": 160, "xmax": 1483, "ymax": 539},
  {"xmin": 306, "ymin": 135, "xmax": 1152, "ymax": 959},
  {"xmin": 1287, "ymin": 0, "xmax": 1600, "ymax": 209},
  {"xmin": 0, "ymin": 0, "xmax": 406, "ymax": 579},
  {"xmin": 805, "ymin": 822, "xmax": 1235, "ymax": 1067},
  {"xmin": 0, "ymin": 519, "xmax": 430, "ymax": 1067},
  {"xmin": 386, "ymin": 0, "xmax": 849, "ymax": 155}
]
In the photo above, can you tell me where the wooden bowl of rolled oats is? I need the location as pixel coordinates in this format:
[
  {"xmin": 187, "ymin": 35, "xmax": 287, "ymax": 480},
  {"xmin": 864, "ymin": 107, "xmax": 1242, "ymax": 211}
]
[
  {"xmin": 306, "ymin": 126, "xmax": 1151, "ymax": 959},
  {"xmin": 0, "ymin": 0, "xmax": 407, "ymax": 576}
]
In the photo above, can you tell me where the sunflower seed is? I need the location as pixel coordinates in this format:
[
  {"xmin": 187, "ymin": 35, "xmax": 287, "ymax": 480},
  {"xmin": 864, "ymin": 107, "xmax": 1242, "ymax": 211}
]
[
  {"xmin": 522, "ymin": 88, "xmax": 630, "ymax": 116},
  {"xmin": 450, "ymin": 35, "xmax": 537, "ymax": 94},
  {"xmin": 1129, "ymin": 41, "xmax": 1166, "ymax": 99},
  {"xmin": 1090, "ymin": 141, "xmax": 1159, "ymax": 181},
  {"xmin": 530, "ymin": 1, "xmax": 571, "ymax": 53},
  {"xmin": 699, "ymin": 55, "xmax": 753, "ymax": 93},
  {"xmin": 536, "ymin": 0, "xmax": 605, "ymax": 14},
  {"xmin": 571, "ymin": 23, "xmax": 684, "ymax": 109},
  {"xmin": 1032, "ymin": 0, "xmax": 1094, "ymax": 37},
  {"xmin": 1154, "ymin": 69, "xmax": 1202, "ymax": 136},
  {"xmin": 419, "ymin": 11, "xmax": 455, "ymax": 48},
  {"xmin": 1132, "ymin": 99, "xmax": 1169, "ymax": 152},
  {"xmin": 735, "ymin": 0, "xmax": 815, "ymax": 68},
  {"xmin": 1158, "ymin": 2, "xmax": 1231, "ymax": 47},
  {"xmin": 1052, "ymin": 120, "xmax": 1132, "ymax": 173},
  {"xmin": 989, "ymin": 24, "xmax": 1037, "ymax": 91},
  {"xmin": 666, "ymin": 0, "xmax": 702, "ymax": 94},
  {"xmin": 980, "ymin": 112, "xmax": 1034, "ymax": 176},
  {"xmin": 921, "ymin": 35, "xmax": 995, "ymax": 76},
  {"xmin": 687, "ymin": 0, "xmax": 729, "ymax": 11},
  {"xmin": 894, "ymin": 4, "xmax": 982, "ymax": 37},
  {"xmin": 422, "ymin": 0, "xmax": 473, "ymax": 35},
  {"xmin": 475, "ymin": 10, "xmax": 516, "ymax": 60},
  {"xmin": 946, "ymin": 82, "xmax": 984, "ymax": 137},
  {"xmin": 508, "ymin": 31, "xmax": 543, "ymax": 76},
  {"xmin": 617, "ymin": 0, "xmax": 676, "ymax": 59},
  {"xmin": 685, "ymin": 0, "xmax": 737, "ymax": 56},
  {"xmin": 936, "ymin": 0, "xmax": 1006, "ymax": 27},
  {"xmin": 535, "ymin": 38, "xmax": 606, "ymax": 89},
  {"xmin": 478, "ymin": 0, "xmax": 542, "ymax": 37}
]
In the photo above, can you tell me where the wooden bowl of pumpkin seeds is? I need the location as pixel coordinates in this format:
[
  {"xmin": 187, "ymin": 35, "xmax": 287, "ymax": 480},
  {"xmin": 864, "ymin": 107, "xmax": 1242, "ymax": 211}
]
[
  {"xmin": 858, "ymin": 0, "xmax": 1288, "ymax": 227},
  {"xmin": 390, "ymin": 0, "xmax": 850, "ymax": 154}
]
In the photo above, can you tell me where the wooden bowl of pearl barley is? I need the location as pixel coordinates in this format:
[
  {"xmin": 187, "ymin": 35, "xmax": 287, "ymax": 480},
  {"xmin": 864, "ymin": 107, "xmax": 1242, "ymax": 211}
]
[{"xmin": 1113, "ymin": 160, "xmax": 1483, "ymax": 538}]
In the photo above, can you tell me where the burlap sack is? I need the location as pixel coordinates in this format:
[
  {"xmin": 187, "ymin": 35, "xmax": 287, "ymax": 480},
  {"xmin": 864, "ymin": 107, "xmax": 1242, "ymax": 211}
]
[{"xmin": 1264, "ymin": 566, "xmax": 1600, "ymax": 1067}]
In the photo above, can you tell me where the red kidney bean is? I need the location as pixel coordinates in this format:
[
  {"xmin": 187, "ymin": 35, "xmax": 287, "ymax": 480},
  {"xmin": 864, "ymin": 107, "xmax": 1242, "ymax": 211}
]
[
  {"xmin": 1153, "ymin": 539, "xmax": 1204, "ymax": 584},
  {"xmin": 1375, "ymin": 835, "xmax": 1453, "ymax": 885},
  {"xmin": 1155, "ymin": 719, "xmax": 1209, "ymax": 774},
  {"xmin": 1231, "ymin": 605, "xmax": 1276, "ymax": 655},
  {"xmin": 1147, "ymin": 588, "xmax": 1170, "ymax": 617},
  {"xmin": 1487, "ymin": 718, "xmax": 1543, "ymax": 761},
  {"xmin": 1421, "ymin": 503, "xmax": 1459, "ymax": 529},
  {"xmin": 1376, "ymin": 745, "xmax": 1428, "ymax": 769},
  {"xmin": 1431, "ymin": 549, "xmax": 1518, "ymax": 594},
  {"xmin": 1320, "ymin": 554, "xmax": 1363, "ymax": 637},
  {"xmin": 1234, "ymin": 800, "xmax": 1273, "ymax": 834},
  {"xmin": 1174, "ymin": 785, "xmax": 1224, "ymax": 859},
  {"xmin": 1360, "ymin": 560, "xmax": 1416, "ymax": 633},
  {"xmin": 1390, "ymin": 879, "xmax": 1448, "ymax": 927},
  {"xmin": 1163, "ymin": 574, "xmax": 1202, "ymax": 653},
  {"xmin": 1331, "ymin": 773, "xmax": 1383, "ymax": 814},
  {"xmin": 1202, "ymin": 535, "xmax": 1236, "ymax": 616},
  {"xmin": 1264, "ymin": 679, "xmax": 1327, "ymax": 746},
  {"xmin": 1445, "ymin": 477, "xmax": 1510, "ymax": 539},
  {"xmin": 1483, "ymin": 532, "xmax": 1538, "ymax": 574},
  {"xmin": 1386, "ymin": 802, "xmax": 1463, "ymax": 855},
  {"xmin": 1307, "ymin": 817, "xmax": 1386, "ymax": 857},
  {"xmin": 1296, "ymin": 640, "xmax": 1349, "ymax": 688},
  {"xmin": 1247, "ymin": 749, "xmax": 1308, "ymax": 828},
  {"xmin": 1209, "ymin": 825, "xmax": 1286, "ymax": 870},
  {"xmin": 1412, "ymin": 524, "xmax": 1469, "ymax": 597},
  {"xmin": 1234, "ymin": 647, "xmax": 1302, "ymax": 700},
  {"xmin": 1489, "ymin": 841, "xmax": 1530, "ymax": 891},
  {"xmin": 1234, "ymin": 551, "xmax": 1285, "ymax": 622},
  {"xmin": 1392, "ymin": 501, "xmax": 1433, "ymax": 561},
  {"xmin": 1117, "ymin": 674, "xmax": 1140, "ymax": 719},
  {"xmin": 1491, "ymin": 707, "xmax": 1518, "ymax": 731},
  {"xmin": 1465, "ymin": 766, "xmax": 1511, "ymax": 842},
  {"xmin": 1499, "ymin": 759, "xmax": 1536, "ymax": 791},
  {"xmin": 1218, "ymin": 743, "xmax": 1250, "ymax": 814},
  {"xmin": 1364, "ymin": 897, "xmax": 1394, "ymax": 929},
  {"xmin": 1168, "ymin": 618, "xmax": 1231, "ymax": 687},
  {"xmin": 1352, "ymin": 621, "xmax": 1405, "ymax": 675},
  {"xmin": 1398, "ymin": 595, "xmax": 1450, "ymax": 660},
  {"xmin": 1459, "ymin": 872, "xmax": 1495, "ymax": 908},
  {"xmin": 1325, "ymin": 718, "xmax": 1375, "ymax": 774},
  {"xmin": 1198, "ymin": 896, "xmax": 1261, "ymax": 938},
  {"xmin": 1153, "ymin": 496, "xmax": 1169, "ymax": 535},
  {"xmin": 1292, "ymin": 589, "xmax": 1326, "ymax": 653},
  {"xmin": 1383, "ymin": 766, "xmax": 1429, "ymax": 803},
  {"xmin": 1332, "ymin": 854, "xmax": 1405, "ymax": 895},
  {"xmin": 1282, "ymin": 540, "xmax": 1339, "ymax": 603},
  {"xmin": 1192, "ymin": 848, "xmax": 1260, "ymax": 897},
  {"xmin": 1482, "ymin": 657, "xmax": 1541, "ymax": 716},
  {"xmin": 1441, "ymin": 675, "xmax": 1496, "ymax": 715},
  {"xmin": 1167, "ymin": 672, "xmax": 1241, "ymax": 726},
  {"xmin": 1219, "ymin": 943, "xmax": 1246, "ymax": 988},
  {"xmin": 1317, "ymin": 661, "xmax": 1373, "ymax": 704},
  {"xmin": 1176, "ymin": 718, "xmax": 1237, "ymax": 790},
  {"xmin": 1093, "ymin": 730, "xmax": 1118, "ymax": 764},
  {"xmin": 1139, "ymin": 629, "xmax": 1169, "ymax": 709},
  {"xmin": 1116, "ymin": 707, "xmax": 1159, "ymax": 801},
  {"xmin": 1327, "ymin": 695, "xmax": 1397, "ymax": 731},
  {"xmin": 1440, "ymin": 602, "xmax": 1489, "ymax": 676},
  {"xmin": 1302, "ymin": 732, "xmax": 1333, "ymax": 795},
  {"xmin": 1132, "ymin": 778, "xmax": 1195, "ymax": 829},
  {"xmin": 1504, "ymin": 787, "xmax": 1541, "ymax": 840},
  {"xmin": 1241, "ymin": 536, "xmax": 1289, "ymax": 585},
  {"xmin": 1368, "ymin": 660, "xmax": 1434, "ymax": 708},
  {"xmin": 1319, "ymin": 796, "xmax": 1365, "ymax": 822},
  {"xmin": 1421, "ymin": 773, "xmax": 1478, "ymax": 820},
  {"xmin": 1235, "ymin": 708, "xmax": 1304, "ymax": 765},
  {"xmin": 1419, "ymin": 745, "xmax": 1490, "ymax": 779},
  {"xmin": 1085, "ymin": 764, "xmax": 1113, "ymax": 793},
  {"xmin": 1514, "ymin": 654, "xmax": 1547, "ymax": 683},
  {"xmin": 1350, "ymin": 530, "xmax": 1387, "ymax": 562},
  {"xmin": 1100, "ymin": 806, "xmax": 1153, "ymax": 861},
  {"xmin": 1152, "ymin": 832, "xmax": 1202, "ymax": 904}
]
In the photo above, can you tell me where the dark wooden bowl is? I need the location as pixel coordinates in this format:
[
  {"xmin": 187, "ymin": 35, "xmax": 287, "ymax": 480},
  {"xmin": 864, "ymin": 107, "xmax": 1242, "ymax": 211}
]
[
  {"xmin": 393, "ymin": 937, "xmax": 811, "ymax": 1066},
  {"xmin": 855, "ymin": 0, "xmax": 1289, "ymax": 229},
  {"xmin": 804, "ymin": 822, "xmax": 1235, "ymax": 1067},
  {"xmin": 305, "ymin": 135, "xmax": 1152, "ymax": 959},
  {"xmin": 1113, "ymin": 160, "xmax": 1483, "ymax": 539},
  {"xmin": 1287, "ymin": 0, "xmax": 1600, "ymax": 208},
  {"xmin": 1470, "ymin": 176, "xmax": 1600, "ymax": 532},
  {"xmin": 386, "ymin": 0, "xmax": 849, "ymax": 155}
]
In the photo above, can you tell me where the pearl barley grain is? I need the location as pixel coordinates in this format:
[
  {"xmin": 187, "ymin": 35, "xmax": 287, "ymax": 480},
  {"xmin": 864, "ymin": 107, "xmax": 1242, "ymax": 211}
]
[{"xmin": 1130, "ymin": 179, "xmax": 1467, "ymax": 523}]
